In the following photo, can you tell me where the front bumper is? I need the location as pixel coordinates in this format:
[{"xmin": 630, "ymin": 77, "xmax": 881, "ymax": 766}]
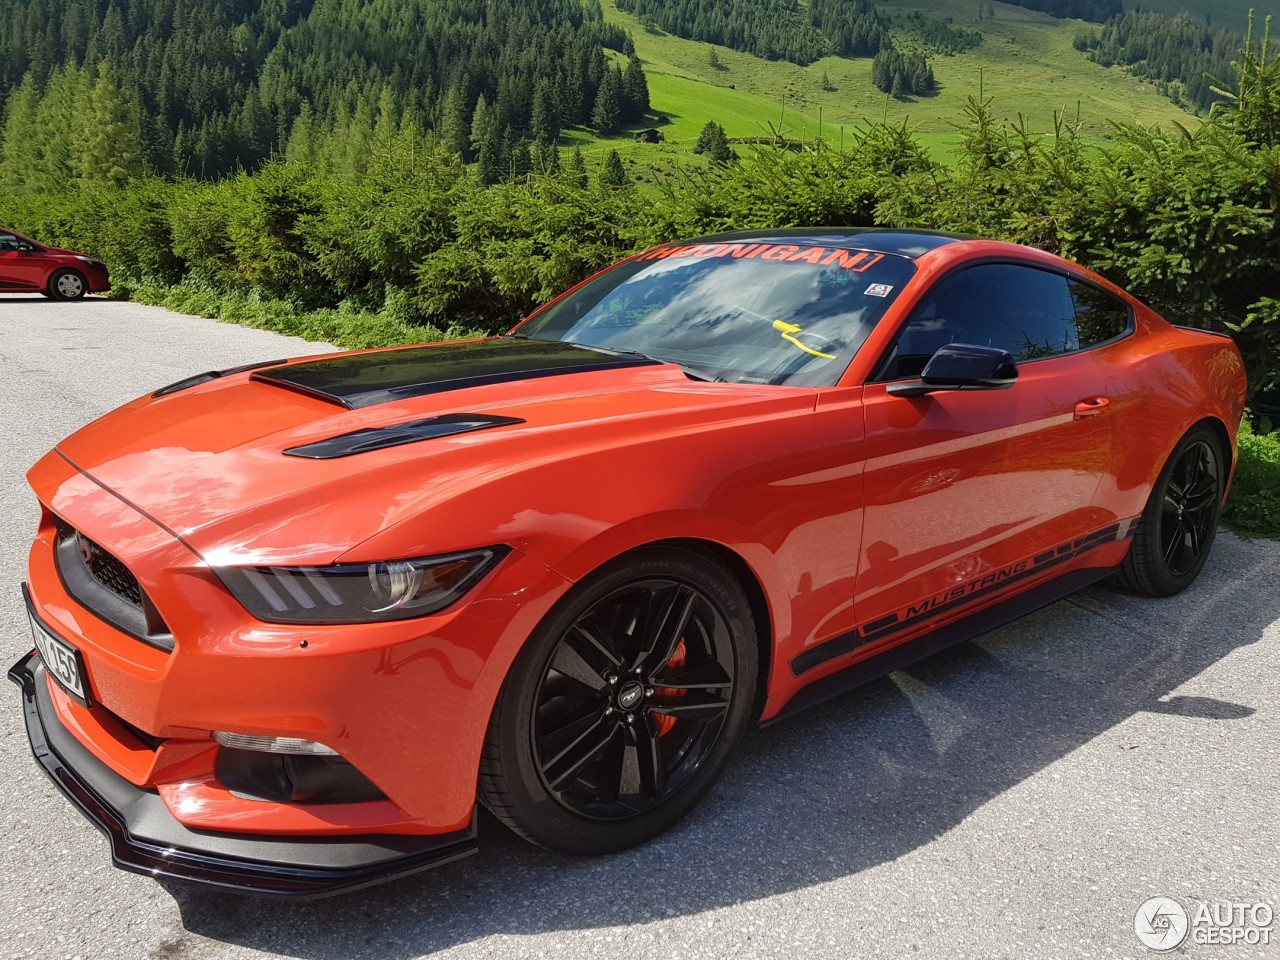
[
  {"xmin": 9, "ymin": 652, "xmax": 477, "ymax": 897},
  {"xmin": 83, "ymin": 264, "xmax": 110, "ymax": 293}
]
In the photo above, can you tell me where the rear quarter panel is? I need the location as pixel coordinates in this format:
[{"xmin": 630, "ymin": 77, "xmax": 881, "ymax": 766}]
[{"xmin": 1102, "ymin": 304, "xmax": 1246, "ymax": 521}]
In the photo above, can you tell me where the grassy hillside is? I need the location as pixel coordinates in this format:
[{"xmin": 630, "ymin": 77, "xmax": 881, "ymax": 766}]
[{"xmin": 580, "ymin": 0, "xmax": 1195, "ymax": 168}]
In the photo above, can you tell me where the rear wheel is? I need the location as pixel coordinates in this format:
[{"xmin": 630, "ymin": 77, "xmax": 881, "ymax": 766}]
[
  {"xmin": 479, "ymin": 546, "xmax": 757, "ymax": 855},
  {"xmin": 1115, "ymin": 424, "xmax": 1224, "ymax": 597},
  {"xmin": 48, "ymin": 269, "xmax": 87, "ymax": 301}
]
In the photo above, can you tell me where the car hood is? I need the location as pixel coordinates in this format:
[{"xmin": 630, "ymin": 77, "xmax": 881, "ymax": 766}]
[{"xmin": 48, "ymin": 339, "xmax": 811, "ymax": 565}]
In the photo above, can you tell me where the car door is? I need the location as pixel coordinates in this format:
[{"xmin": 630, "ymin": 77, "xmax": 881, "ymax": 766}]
[
  {"xmin": 0, "ymin": 232, "xmax": 28, "ymax": 288},
  {"xmin": 0, "ymin": 232, "xmax": 47, "ymax": 290},
  {"xmin": 853, "ymin": 261, "xmax": 1119, "ymax": 642}
]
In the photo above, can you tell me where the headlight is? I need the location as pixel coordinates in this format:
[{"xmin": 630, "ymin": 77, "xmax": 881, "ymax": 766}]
[
  {"xmin": 74, "ymin": 255, "xmax": 105, "ymax": 269},
  {"xmin": 215, "ymin": 546, "xmax": 509, "ymax": 624}
]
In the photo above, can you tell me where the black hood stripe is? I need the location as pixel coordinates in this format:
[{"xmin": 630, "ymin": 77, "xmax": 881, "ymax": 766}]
[
  {"xmin": 251, "ymin": 339, "xmax": 658, "ymax": 409},
  {"xmin": 153, "ymin": 358, "xmax": 286, "ymax": 398}
]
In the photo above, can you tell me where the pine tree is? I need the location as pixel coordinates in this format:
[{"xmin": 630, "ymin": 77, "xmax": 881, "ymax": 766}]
[
  {"xmin": 911, "ymin": 61, "xmax": 930, "ymax": 95},
  {"xmin": 591, "ymin": 68, "xmax": 622, "ymax": 133},
  {"xmin": 477, "ymin": 134, "xmax": 501, "ymax": 185},
  {"xmin": 598, "ymin": 147, "xmax": 629, "ymax": 186},
  {"xmin": 624, "ymin": 58, "xmax": 650, "ymax": 118},
  {"xmin": 285, "ymin": 102, "xmax": 317, "ymax": 166},
  {"xmin": 891, "ymin": 71, "xmax": 906, "ymax": 98},
  {"xmin": 693, "ymin": 120, "xmax": 732, "ymax": 161},
  {"xmin": 511, "ymin": 140, "xmax": 532, "ymax": 178},
  {"xmin": 470, "ymin": 94, "xmax": 496, "ymax": 157},
  {"xmin": 499, "ymin": 124, "xmax": 517, "ymax": 179},
  {"xmin": 533, "ymin": 141, "xmax": 561, "ymax": 174},
  {"xmin": 37, "ymin": 65, "xmax": 92, "ymax": 189},
  {"xmin": 346, "ymin": 98, "xmax": 375, "ymax": 176},
  {"xmin": 0, "ymin": 76, "xmax": 43, "ymax": 191},
  {"xmin": 872, "ymin": 51, "xmax": 891, "ymax": 92},
  {"xmin": 436, "ymin": 81, "xmax": 469, "ymax": 158},
  {"xmin": 372, "ymin": 89, "xmax": 400, "ymax": 154},
  {"xmin": 235, "ymin": 90, "xmax": 273, "ymax": 168},
  {"xmin": 531, "ymin": 82, "xmax": 560, "ymax": 145},
  {"xmin": 566, "ymin": 145, "xmax": 588, "ymax": 187},
  {"xmin": 76, "ymin": 61, "xmax": 141, "ymax": 187}
]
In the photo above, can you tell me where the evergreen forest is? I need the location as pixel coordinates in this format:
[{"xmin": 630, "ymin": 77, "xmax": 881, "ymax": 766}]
[{"xmin": 0, "ymin": 0, "xmax": 650, "ymax": 185}]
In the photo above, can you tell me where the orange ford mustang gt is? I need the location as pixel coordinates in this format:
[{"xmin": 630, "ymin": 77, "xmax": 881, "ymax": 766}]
[{"xmin": 11, "ymin": 229, "xmax": 1247, "ymax": 896}]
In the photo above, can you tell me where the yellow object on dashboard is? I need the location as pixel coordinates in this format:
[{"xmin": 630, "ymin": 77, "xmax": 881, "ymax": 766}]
[{"xmin": 772, "ymin": 319, "xmax": 836, "ymax": 360}]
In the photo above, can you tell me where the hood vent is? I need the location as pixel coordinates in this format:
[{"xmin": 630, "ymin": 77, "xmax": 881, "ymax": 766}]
[{"xmin": 282, "ymin": 413, "xmax": 525, "ymax": 459}]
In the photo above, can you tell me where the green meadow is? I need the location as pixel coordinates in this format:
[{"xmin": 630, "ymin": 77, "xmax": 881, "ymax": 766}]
[{"xmin": 574, "ymin": 0, "xmax": 1207, "ymax": 168}]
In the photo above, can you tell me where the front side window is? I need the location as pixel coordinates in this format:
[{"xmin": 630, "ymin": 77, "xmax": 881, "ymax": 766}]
[
  {"xmin": 0, "ymin": 233, "xmax": 20, "ymax": 251},
  {"xmin": 876, "ymin": 262, "xmax": 1131, "ymax": 380},
  {"xmin": 516, "ymin": 241, "xmax": 917, "ymax": 387}
]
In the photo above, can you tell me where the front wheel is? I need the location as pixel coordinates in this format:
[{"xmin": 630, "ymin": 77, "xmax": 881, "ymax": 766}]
[
  {"xmin": 48, "ymin": 269, "xmax": 87, "ymax": 301},
  {"xmin": 479, "ymin": 546, "xmax": 757, "ymax": 855},
  {"xmin": 1115, "ymin": 424, "xmax": 1225, "ymax": 597}
]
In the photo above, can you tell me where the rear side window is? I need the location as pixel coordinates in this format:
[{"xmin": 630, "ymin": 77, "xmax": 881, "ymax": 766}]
[
  {"xmin": 1069, "ymin": 279, "xmax": 1131, "ymax": 347},
  {"xmin": 875, "ymin": 262, "xmax": 1131, "ymax": 380}
]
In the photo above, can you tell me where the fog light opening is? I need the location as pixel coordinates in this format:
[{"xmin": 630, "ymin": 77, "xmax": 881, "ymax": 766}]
[{"xmin": 214, "ymin": 743, "xmax": 387, "ymax": 805}]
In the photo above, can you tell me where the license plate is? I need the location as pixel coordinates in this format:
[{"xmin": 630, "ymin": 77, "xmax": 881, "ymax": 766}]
[{"xmin": 28, "ymin": 606, "xmax": 91, "ymax": 706}]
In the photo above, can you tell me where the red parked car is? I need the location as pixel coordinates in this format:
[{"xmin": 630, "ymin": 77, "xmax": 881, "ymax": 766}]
[
  {"xmin": 0, "ymin": 228, "xmax": 109, "ymax": 300},
  {"xmin": 11, "ymin": 229, "xmax": 1247, "ymax": 896}
]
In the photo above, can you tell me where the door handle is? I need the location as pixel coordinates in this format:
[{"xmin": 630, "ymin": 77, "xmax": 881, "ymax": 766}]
[{"xmin": 1074, "ymin": 396, "xmax": 1110, "ymax": 419}]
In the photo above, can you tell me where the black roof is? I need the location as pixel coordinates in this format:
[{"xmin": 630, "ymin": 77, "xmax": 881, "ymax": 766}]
[{"xmin": 685, "ymin": 227, "xmax": 967, "ymax": 260}]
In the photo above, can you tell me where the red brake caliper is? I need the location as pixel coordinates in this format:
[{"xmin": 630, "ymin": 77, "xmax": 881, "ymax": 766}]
[{"xmin": 651, "ymin": 639, "xmax": 687, "ymax": 737}]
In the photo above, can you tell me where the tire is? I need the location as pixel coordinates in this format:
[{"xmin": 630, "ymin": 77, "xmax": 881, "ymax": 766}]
[
  {"xmin": 48, "ymin": 269, "xmax": 87, "ymax": 301},
  {"xmin": 479, "ymin": 546, "xmax": 758, "ymax": 855},
  {"xmin": 1114, "ymin": 423, "xmax": 1225, "ymax": 597}
]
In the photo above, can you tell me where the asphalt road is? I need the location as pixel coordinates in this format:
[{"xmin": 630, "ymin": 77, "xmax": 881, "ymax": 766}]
[{"xmin": 0, "ymin": 294, "xmax": 1276, "ymax": 960}]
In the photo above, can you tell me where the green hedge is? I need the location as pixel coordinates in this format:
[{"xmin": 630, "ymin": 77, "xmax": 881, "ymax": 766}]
[
  {"xmin": 1, "ymin": 81, "xmax": 1277, "ymax": 535},
  {"xmin": 1225, "ymin": 417, "xmax": 1280, "ymax": 540}
]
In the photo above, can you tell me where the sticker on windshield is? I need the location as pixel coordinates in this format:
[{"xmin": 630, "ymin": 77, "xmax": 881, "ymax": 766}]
[
  {"xmin": 864, "ymin": 283, "xmax": 894, "ymax": 297},
  {"xmin": 638, "ymin": 243, "xmax": 885, "ymax": 273}
]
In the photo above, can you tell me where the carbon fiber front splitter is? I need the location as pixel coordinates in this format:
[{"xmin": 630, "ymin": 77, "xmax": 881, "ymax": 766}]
[{"xmin": 8, "ymin": 651, "xmax": 477, "ymax": 897}]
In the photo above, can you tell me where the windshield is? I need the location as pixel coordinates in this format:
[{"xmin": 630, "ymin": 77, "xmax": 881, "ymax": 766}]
[{"xmin": 513, "ymin": 241, "xmax": 916, "ymax": 386}]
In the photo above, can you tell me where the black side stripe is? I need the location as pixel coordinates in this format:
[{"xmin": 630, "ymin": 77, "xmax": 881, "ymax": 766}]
[{"xmin": 789, "ymin": 519, "xmax": 1136, "ymax": 677}]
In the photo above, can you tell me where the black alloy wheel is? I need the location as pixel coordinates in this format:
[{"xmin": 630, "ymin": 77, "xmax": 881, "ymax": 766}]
[
  {"xmin": 1116, "ymin": 424, "xmax": 1225, "ymax": 597},
  {"xmin": 480, "ymin": 547, "xmax": 757, "ymax": 855},
  {"xmin": 1159, "ymin": 438, "xmax": 1221, "ymax": 577},
  {"xmin": 534, "ymin": 578, "xmax": 735, "ymax": 820}
]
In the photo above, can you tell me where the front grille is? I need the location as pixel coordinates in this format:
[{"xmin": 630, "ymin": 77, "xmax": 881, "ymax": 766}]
[
  {"xmin": 52, "ymin": 520, "xmax": 174, "ymax": 652},
  {"xmin": 75, "ymin": 532, "xmax": 144, "ymax": 606}
]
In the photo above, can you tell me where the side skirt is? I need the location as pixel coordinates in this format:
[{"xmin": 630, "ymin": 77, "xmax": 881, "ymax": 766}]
[{"xmin": 763, "ymin": 565, "xmax": 1112, "ymax": 726}]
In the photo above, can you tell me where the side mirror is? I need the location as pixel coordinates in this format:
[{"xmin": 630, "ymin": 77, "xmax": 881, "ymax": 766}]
[
  {"xmin": 16, "ymin": 243, "xmax": 35, "ymax": 253},
  {"xmin": 887, "ymin": 343, "xmax": 1017, "ymax": 397}
]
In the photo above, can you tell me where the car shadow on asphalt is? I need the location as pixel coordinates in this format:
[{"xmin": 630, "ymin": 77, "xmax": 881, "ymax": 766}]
[{"xmin": 161, "ymin": 532, "xmax": 1276, "ymax": 959}]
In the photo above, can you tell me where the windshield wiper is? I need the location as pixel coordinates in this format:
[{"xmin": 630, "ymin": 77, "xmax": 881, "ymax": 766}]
[
  {"xmin": 585, "ymin": 345, "xmax": 722, "ymax": 382},
  {"xmin": 503, "ymin": 335, "xmax": 722, "ymax": 382}
]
